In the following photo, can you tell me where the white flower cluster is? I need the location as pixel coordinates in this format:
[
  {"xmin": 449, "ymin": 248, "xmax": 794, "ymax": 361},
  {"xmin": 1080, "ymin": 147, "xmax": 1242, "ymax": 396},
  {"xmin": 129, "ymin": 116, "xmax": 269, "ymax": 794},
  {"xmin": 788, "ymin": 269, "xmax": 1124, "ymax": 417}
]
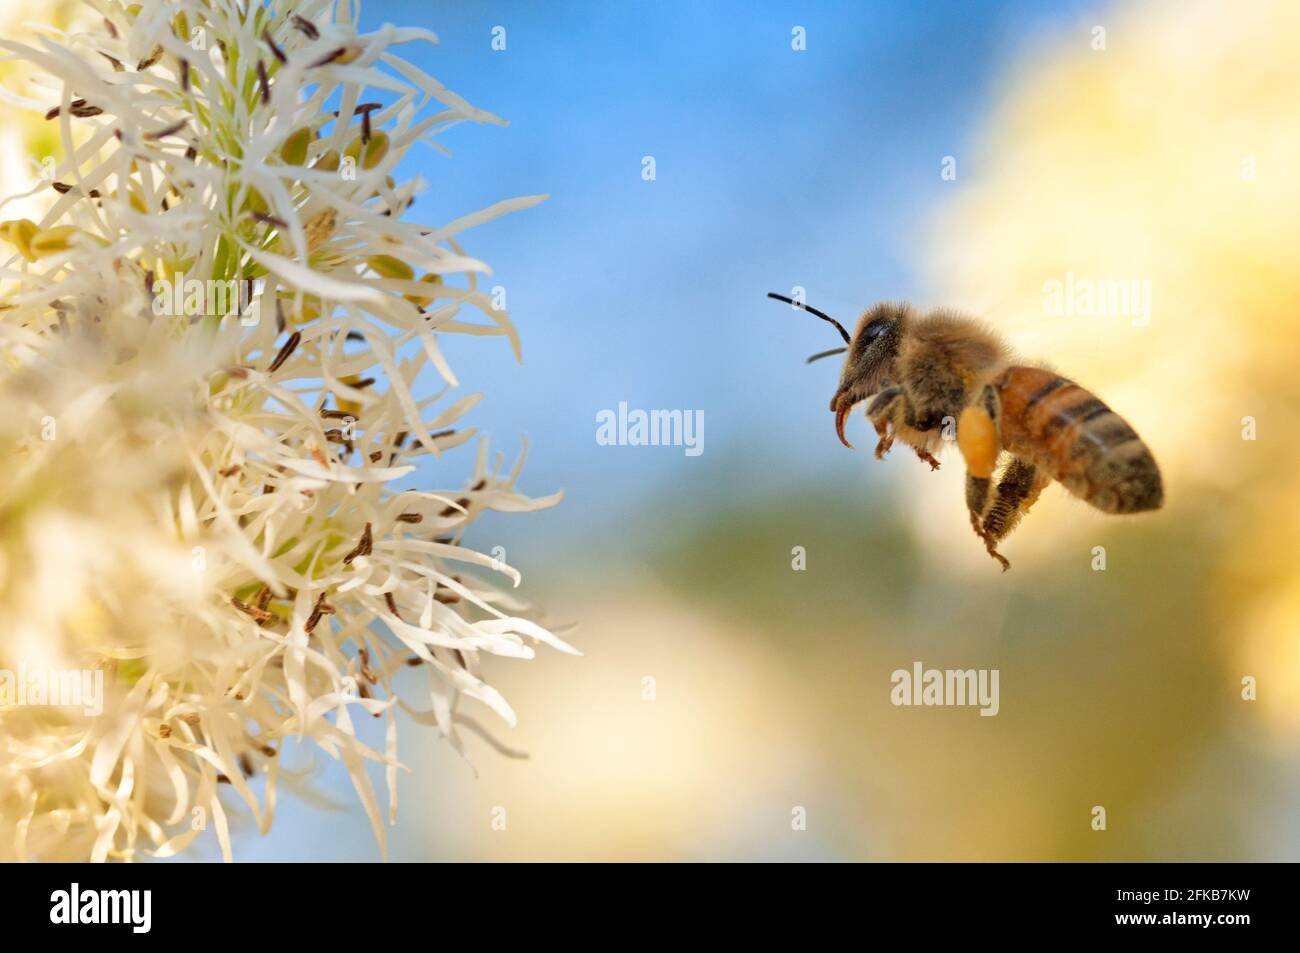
[{"xmin": 0, "ymin": 0, "xmax": 572, "ymax": 861}]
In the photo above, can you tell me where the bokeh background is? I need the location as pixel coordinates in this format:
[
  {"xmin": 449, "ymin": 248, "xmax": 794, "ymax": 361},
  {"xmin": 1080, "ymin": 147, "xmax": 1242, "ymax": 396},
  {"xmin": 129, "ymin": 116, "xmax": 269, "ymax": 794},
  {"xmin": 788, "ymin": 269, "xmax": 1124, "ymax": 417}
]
[{"xmin": 5, "ymin": 0, "xmax": 1299, "ymax": 860}]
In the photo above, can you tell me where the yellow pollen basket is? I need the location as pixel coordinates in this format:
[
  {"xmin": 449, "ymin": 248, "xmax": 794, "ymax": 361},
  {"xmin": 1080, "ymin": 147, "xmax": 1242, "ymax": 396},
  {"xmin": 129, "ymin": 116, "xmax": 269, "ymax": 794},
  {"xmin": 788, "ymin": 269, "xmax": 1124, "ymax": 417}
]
[{"xmin": 957, "ymin": 405, "xmax": 999, "ymax": 478}]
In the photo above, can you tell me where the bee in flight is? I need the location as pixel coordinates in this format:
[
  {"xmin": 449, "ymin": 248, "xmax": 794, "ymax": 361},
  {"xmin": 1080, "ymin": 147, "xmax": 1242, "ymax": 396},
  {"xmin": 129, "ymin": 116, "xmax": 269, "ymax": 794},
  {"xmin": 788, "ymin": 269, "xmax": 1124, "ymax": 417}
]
[{"xmin": 768, "ymin": 292, "xmax": 1163, "ymax": 570}]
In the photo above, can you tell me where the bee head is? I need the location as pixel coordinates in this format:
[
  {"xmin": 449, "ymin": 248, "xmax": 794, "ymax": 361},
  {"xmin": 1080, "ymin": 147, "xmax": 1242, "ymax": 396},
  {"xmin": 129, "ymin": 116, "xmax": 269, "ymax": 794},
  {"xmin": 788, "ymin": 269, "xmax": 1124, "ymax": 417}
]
[
  {"xmin": 836, "ymin": 303, "xmax": 908, "ymax": 399},
  {"xmin": 822, "ymin": 303, "xmax": 908, "ymax": 447},
  {"xmin": 766, "ymin": 293, "xmax": 909, "ymax": 448}
]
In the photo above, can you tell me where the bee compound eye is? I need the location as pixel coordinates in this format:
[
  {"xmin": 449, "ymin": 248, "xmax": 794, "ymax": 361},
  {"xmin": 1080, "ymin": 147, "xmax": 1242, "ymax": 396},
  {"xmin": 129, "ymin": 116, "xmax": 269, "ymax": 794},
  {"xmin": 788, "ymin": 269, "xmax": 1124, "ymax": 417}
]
[{"xmin": 862, "ymin": 319, "xmax": 891, "ymax": 344}]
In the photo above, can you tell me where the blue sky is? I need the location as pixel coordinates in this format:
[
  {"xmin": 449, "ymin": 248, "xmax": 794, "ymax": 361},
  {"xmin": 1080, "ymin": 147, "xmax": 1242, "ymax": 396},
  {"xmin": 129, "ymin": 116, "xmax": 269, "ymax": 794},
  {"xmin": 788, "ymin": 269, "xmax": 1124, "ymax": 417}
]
[{"xmin": 232, "ymin": 0, "xmax": 1109, "ymax": 860}]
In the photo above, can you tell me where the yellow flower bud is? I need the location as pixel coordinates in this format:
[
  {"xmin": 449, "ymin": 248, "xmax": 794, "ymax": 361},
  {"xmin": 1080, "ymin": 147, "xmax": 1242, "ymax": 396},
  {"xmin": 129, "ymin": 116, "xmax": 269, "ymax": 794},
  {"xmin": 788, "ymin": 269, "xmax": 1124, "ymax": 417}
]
[
  {"xmin": 0, "ymin": 219, "xmax": 39, "ymax": 262},
  {"xmin": 405, "ymin": 273, "xmax": 442, "ymax": 307},
  {"xmin": 315, "ymin": 149, "xmax": 341, "ymax": 173},
  {"xmin": 289, "ymin": 297, "xmax": 321, "ymax": 323},
  {"xmin": 368, "ymin": 254, "xmax": 413, "ymax": 281},
  {"xmin": 114, "ymin": 186, "xmax": 147, "ymax": 214},
  {"xmin": 159, "ymin": 258, "xmax": 195, "ymax": 280},
  {"xmin": 345, "ymin": 131, "xmax": 389, "ymax": 170},
  {"xmin": 280, "ymin": 128, "xmax": 312, "ymax": 166},
  {"xmin": 245, "ymin": 188, "xmax": 268, "ymax": 216},
  {"xmin": 28, "ymin": 225, "xmax": 83, "ymax": 258}
]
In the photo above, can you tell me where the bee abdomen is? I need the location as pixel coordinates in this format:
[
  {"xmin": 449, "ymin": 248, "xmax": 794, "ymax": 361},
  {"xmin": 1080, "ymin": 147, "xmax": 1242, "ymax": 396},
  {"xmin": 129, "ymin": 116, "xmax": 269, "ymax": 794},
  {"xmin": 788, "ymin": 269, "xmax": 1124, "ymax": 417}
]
[{"xmin": 994, "ymin": 366, "xmax": 1163, "ymax": 514}]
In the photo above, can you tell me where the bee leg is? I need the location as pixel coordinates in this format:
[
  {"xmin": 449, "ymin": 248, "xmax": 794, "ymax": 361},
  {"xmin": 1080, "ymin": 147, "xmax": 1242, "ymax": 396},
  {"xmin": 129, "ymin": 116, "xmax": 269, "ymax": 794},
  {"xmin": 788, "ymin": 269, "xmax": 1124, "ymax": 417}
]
[
  {"xmin": 913, "ymin": 446, "xmax": 942, "ymax": 471},
  {"xmin": 864, "ymin": 386, "xmax": 940, "ymax": 469},
  {"xmin": 982, "ymin": 459, "xmax": 1051, "ymax": 547},
  {"xmin": 864, "ymin": 386, "xmax": 904, "ymax": 460},
  {"xmin": 958, "ymin": 386, "xmax": 1011, "ymax": 570},
  {"xmin": 966, "ymin": 469, "xmax": 1011, "ymax": 571},
  {"xmin": 982, "ymin": 534, "xmax": 1012, "ymax": 572}
]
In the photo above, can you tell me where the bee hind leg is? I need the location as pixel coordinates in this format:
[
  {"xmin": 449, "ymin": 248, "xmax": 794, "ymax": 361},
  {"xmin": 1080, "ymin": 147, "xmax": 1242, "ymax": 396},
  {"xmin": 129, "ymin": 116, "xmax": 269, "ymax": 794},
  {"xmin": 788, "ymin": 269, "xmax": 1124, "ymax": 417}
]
[
  {"xmin": 966, "ymin": 469, "xmax": 1011, "ymax": 571},
  {"xmin": 982, "ymin": 459, "xmax": 1051, "ymax": 549},
  {"xmin": 958, "ymin": 386, "xmax": 1012, "ymax": 570},
  {"xmin": 981, "ymin": 534, "xmax": 1012, "ymax": 572}
]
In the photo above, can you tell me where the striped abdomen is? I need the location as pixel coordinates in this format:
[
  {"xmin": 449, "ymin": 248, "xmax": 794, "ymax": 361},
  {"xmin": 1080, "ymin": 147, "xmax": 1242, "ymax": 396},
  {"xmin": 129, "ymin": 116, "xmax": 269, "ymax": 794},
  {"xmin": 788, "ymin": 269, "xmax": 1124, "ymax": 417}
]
[{"xmin": 994, "ymin": 366, "xmax": 1163, "ymax": 514}]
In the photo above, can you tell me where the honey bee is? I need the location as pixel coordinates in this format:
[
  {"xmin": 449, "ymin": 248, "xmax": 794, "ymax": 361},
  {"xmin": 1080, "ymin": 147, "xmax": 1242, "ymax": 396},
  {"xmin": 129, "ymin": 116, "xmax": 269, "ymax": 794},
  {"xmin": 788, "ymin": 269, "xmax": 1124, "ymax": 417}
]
[{"xmin": 768, "ymin": 292, "xmax": 1163, "ymax": 570}]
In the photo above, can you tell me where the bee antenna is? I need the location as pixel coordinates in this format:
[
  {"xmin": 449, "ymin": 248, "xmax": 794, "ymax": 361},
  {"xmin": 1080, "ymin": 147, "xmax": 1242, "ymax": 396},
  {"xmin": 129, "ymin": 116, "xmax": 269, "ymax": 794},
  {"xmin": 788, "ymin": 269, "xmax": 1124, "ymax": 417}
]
[
  {"xmin": 766, "ymin": 292, "xmax": 851, "ymax": 344},
  {"xmin": 805, "ymin": 347, "xmax": 848, "ymax": 365}
]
